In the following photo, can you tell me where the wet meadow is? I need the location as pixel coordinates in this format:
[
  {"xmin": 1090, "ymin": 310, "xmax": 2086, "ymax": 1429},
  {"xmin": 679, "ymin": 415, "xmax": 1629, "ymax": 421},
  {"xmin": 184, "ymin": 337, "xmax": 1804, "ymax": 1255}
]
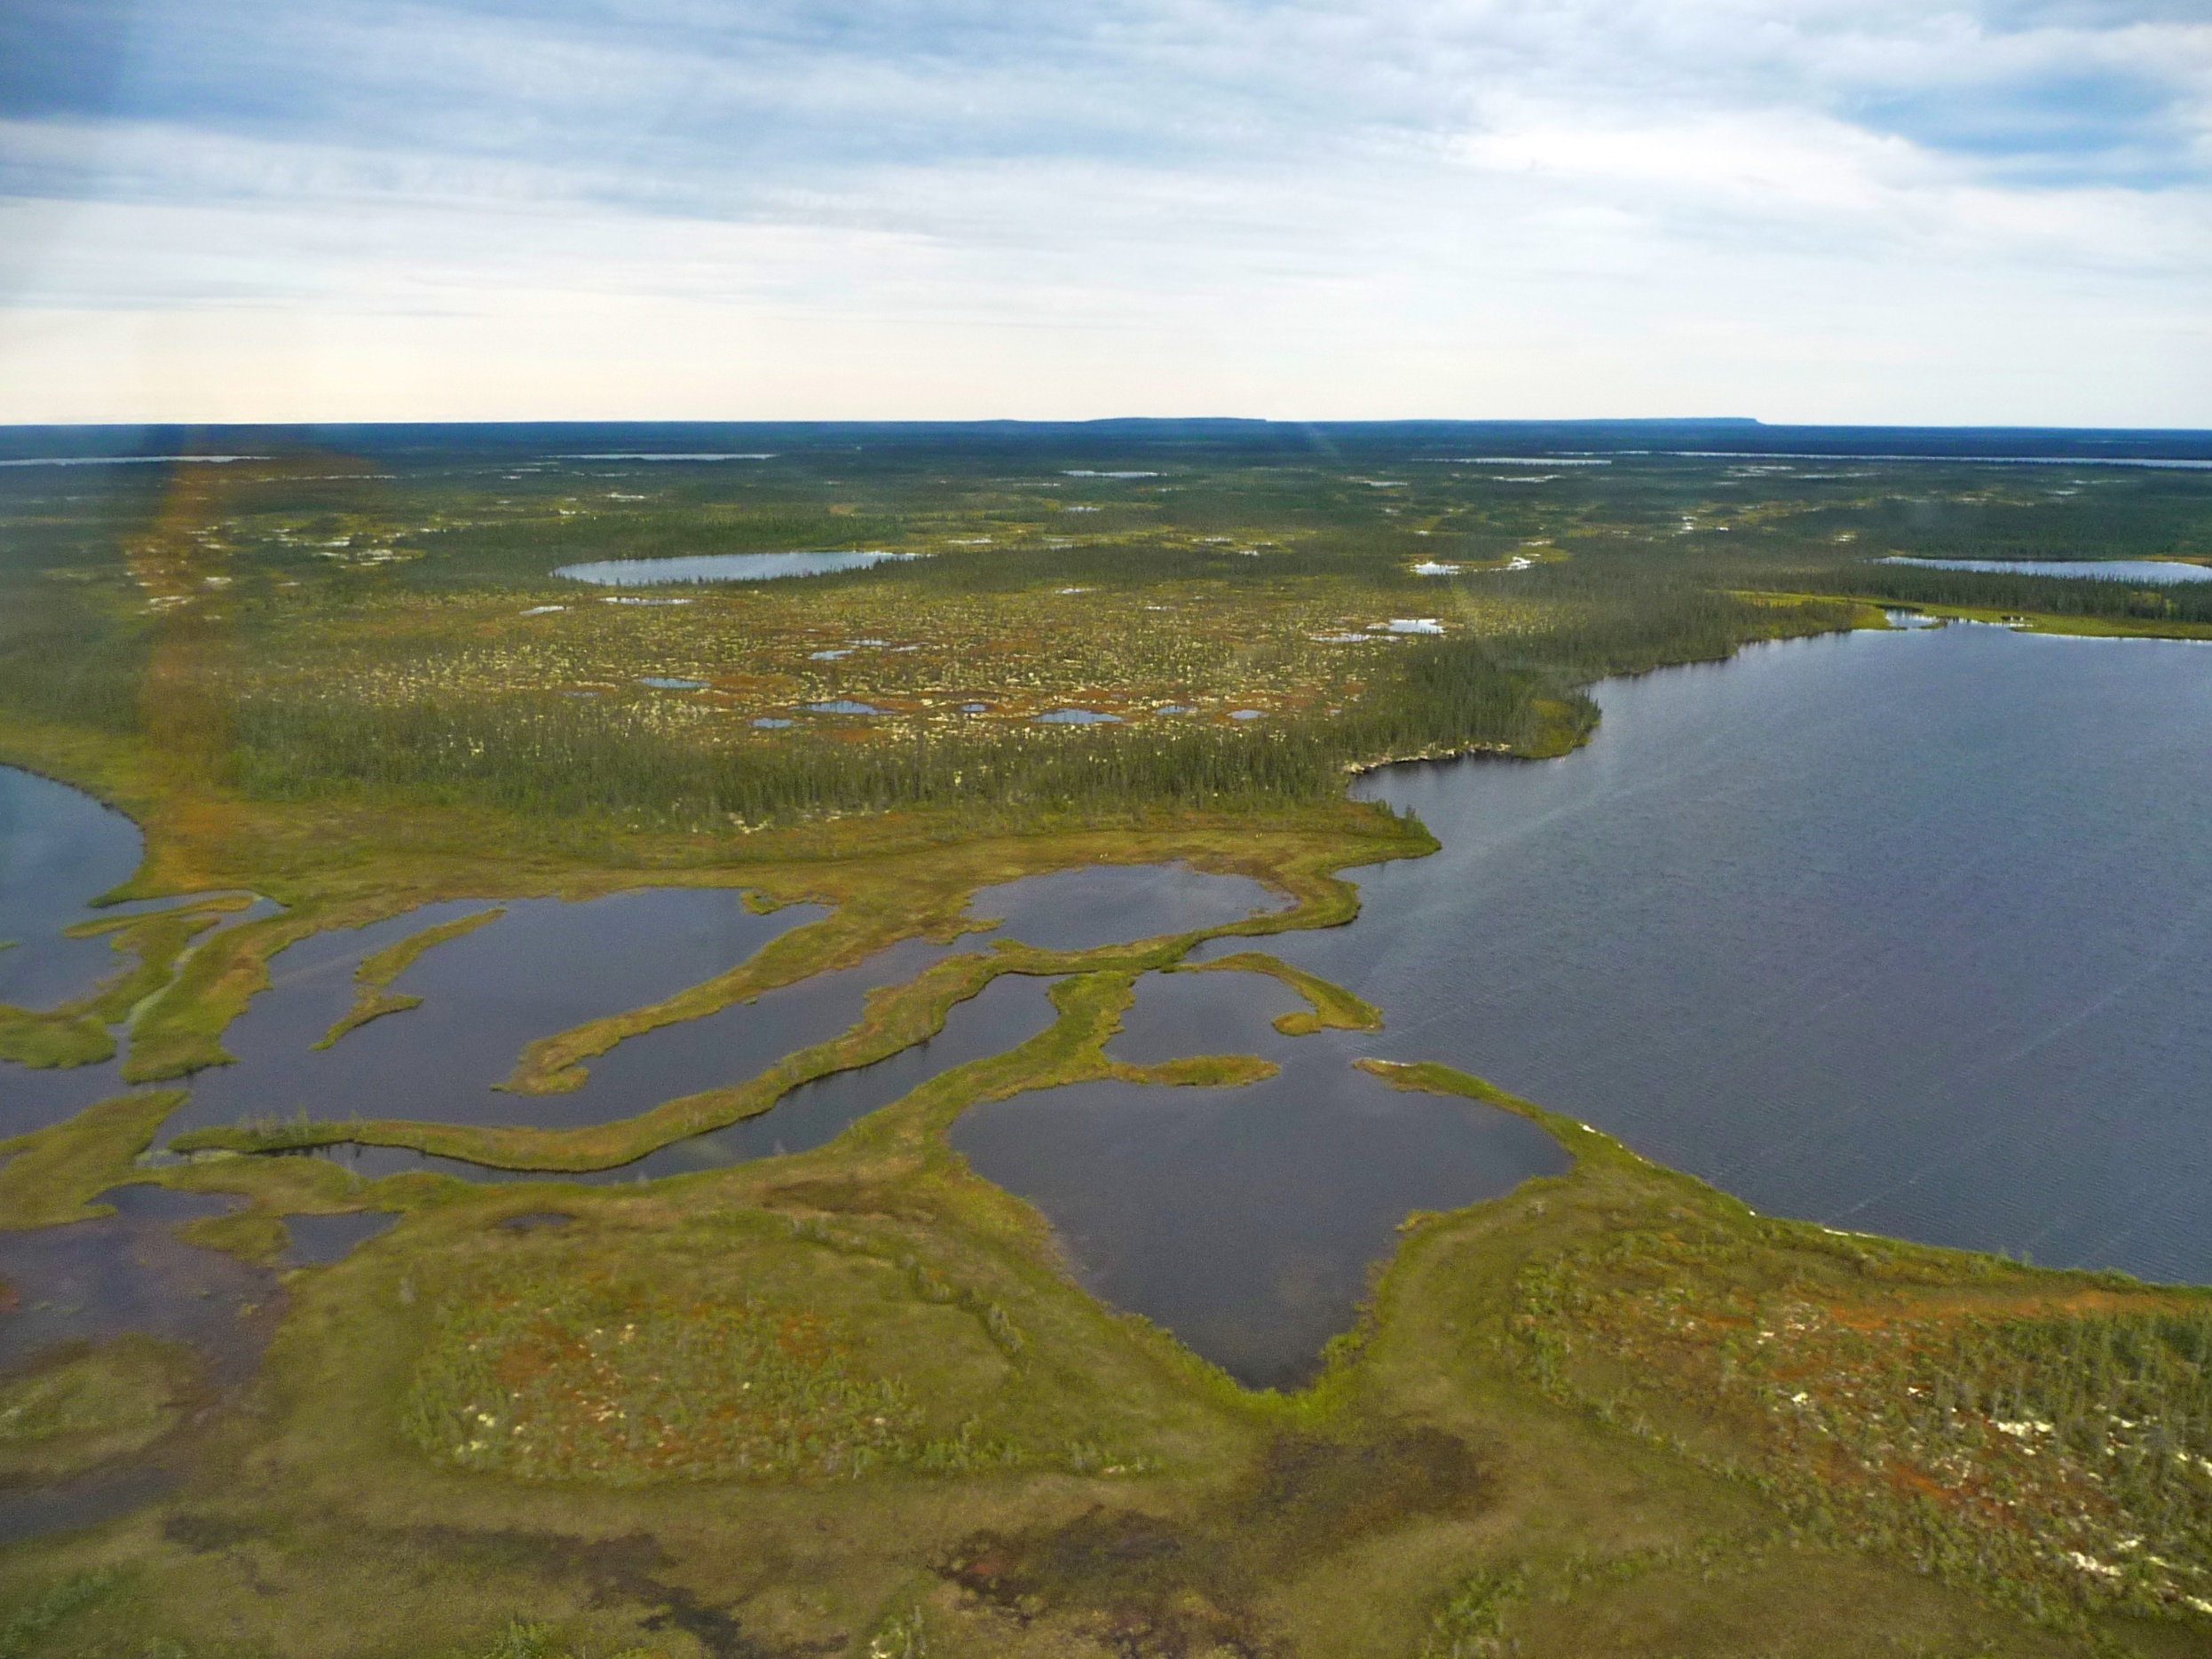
[{"xmin": 1, "ymin": 422, "xmax": 2211, "ymax": 1657}]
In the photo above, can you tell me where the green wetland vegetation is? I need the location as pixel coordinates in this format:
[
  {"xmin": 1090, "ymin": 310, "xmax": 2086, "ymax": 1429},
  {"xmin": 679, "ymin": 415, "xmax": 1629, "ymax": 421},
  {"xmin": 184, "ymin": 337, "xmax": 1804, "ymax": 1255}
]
[{"xmin": 1, "ymin": 423, "xmax": 2211, "ymax": 1656}]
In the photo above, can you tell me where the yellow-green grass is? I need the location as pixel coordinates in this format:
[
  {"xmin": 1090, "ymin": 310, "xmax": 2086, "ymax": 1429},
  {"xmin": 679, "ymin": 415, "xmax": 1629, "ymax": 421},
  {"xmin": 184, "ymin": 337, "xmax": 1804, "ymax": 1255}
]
[
  {"xmin": 0, "ymin": 1336, "xmax": 198, "ymax": 1482},
  {"xmin": 1920, "ymin": 604, "xmax": 2212, "ymax": 640},
  {"xmin": 167, "ymin": 811, "xmax": 1409, "ymax": 1172},
  {"xmin": 124, "ymin": 898, "xmax": 426, "ymax": 1081},
  {"xmin": 173, "ymin": 1205, "xmax": 295, "ymax": 1264},
  {"xmin": 316, "ymin": 905, "xmax": 506, "ymax": 1048},
  {"xmin": 1185, "ymin": 950, "xmax": 1385, "ymax": 1034},
  {"xmin": 4, "ymin": 1033, "xmax": 2156, "ymax": 1656},
  {"xmin": 494, "ymin": 903, "xmax": 976, "ymax": 1098},
  {"xmin": 146, "ymin": 945, "xmax": 2212, "ymax": 1637},
  {"xmin": 236, "ymin": 571, "xmax": 1534, "ymax": 747},
  {"xmin": 0, "ymin": 1090, "xmax": 186, "ymax": 1230},
  {"xmin": 0, "ymin": 693, "xmax": 1428, "ymax": 1093},
  {"xmin": 0, "ymin": 978, "xmax": 2176, "ymax": 1658},
  {"xmin": 1355, "ymin": 1059, "xmax": 2212, "ymax": 1650},
  {"xmin": 493, "ymin": 815, "xmax": 1393, "ymax": 1098},
  {"xmin": 0, "ymin": 1004, "xmax": 113, "ymax": 1068},
  {"xmin": 75, "ymin": 897, "xmax": 253, "ymax": 1021}
]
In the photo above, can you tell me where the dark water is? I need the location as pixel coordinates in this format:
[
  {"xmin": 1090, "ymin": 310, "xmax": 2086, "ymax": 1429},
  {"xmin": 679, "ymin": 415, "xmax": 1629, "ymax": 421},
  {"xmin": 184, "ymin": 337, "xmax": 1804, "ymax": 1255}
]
[
  {"xmin": 0, "ymin": 1056, "xmax": 143, "ymax": 1135},
  {"xmin": 308, "ymin": 969, "xmax": 1063, "ymax": 1183},
  {"xmin": 0, "ymin": 1464, "xmax": 179, "ymax": 1546},
  {"xmin": 962, "ymin": 863, "xmax": 1287, "ymax": 952},
  {"xmin": 616, "ymin": 970, "xmax": 1061, "ymax": 1176},
  {"xmin": 0, "ymin": 766, "xmax": 144, "ymax": 1009},
  {"xmin": 0, "ymin": 1186, "xmax": 281, "ymax": 1541},
  {"xmin": 278, "ymin": 1211, "xmax": 399, "ymax": 1266},
  {"xmin": 0, "ymin": 1186, "xmax": 279, "ymax": 1383},
  {"xmin": 1236, "ymin": 623, "xmax": 2212, "ymax": 1284},
  {"xmin": 3, "ymin": 827, "xmax": 1277, "ymax": 1179},
  {"xmin": 0, "ymin": 760, "xmax": 273, "ymax": 1130},
  {"xmin": 952, "ymin": 970, "xmax": 1569, "ymax": 1387}
]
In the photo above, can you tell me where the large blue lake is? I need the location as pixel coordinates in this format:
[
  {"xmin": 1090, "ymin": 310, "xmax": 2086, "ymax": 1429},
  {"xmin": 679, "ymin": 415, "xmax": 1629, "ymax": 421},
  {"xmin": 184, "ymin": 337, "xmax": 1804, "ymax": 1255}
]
[{"xmin": 1227, "ymin": 621, "xmax": 2212, "ymax": 1284}]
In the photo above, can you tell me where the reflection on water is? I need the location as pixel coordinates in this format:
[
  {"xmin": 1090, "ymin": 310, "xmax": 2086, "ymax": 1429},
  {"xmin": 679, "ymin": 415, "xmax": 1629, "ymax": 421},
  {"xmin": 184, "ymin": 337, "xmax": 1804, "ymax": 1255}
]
[
  {"xmin": 0, "ymin": 766, "xmax": 277, "ymax": 1026},
  {"xmin": 619, "ymin": 970, "xmax": 1061, "ymax": 1177},
  {"xmin": 952, "ymin": 970, "xmax": 1568, "ymax": 1387},
  {"xmin": 0, "ymin": 1060, "xmax": 145, "ymax": 1137},
  {"xmin": 0, "ymin": 766, "xmax": 142, "ymax": 1009},
  {"xmin": 1249, "ymin": 624, "xmax": 2212, "ymax": 1284}
]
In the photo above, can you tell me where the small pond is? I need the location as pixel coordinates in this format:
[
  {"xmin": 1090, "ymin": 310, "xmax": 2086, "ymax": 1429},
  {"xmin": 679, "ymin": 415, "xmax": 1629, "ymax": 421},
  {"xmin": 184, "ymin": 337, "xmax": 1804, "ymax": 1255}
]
[
  {"xmin": 1880, "ymin": 557, "xmax": 2212, "ymax": 584},
  {"xmin": 0, "ymin": 1186, "xmax": 279, "ymax": 1384},
  {"xmin": 0, "ymin": 1185, "xmax": 283, "ymax": 1542},
  {"xmin": 278, "ymin": 1211, "xmax": 399, "ymax": 1267},
  {"xmin": 555, "ymin": 550, "xmax": 918, "ymax": 586},
  {"xmin": 952, "ymin": 969, "xmax": 1568, "ymax": 1388}
]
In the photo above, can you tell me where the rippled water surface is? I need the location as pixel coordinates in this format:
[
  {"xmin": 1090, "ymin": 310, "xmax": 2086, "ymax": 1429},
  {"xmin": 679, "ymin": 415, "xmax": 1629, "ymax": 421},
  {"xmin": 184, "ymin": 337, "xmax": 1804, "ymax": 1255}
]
[{"xmin": 1243, "ymin": 623, "xmax": 2212, "ymax": 1283}]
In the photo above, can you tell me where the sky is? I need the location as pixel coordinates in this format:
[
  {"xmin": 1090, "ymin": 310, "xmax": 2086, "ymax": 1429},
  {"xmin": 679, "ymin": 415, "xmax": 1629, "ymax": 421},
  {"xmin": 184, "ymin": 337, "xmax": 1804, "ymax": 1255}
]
[{"xmin": 0, "ymin": 0, "xmax": 2208, "ymax": 426}]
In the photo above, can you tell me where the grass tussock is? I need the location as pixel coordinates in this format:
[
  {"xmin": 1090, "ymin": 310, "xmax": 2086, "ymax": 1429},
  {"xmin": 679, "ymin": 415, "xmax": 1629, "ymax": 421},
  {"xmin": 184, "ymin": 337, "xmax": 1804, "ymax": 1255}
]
[
  {"xmin": 0, "ymin": 1005, "xmax": 114, "ymax": 1068},
  {"xmin": 0, "ymin": 1337, "xmax": 194, "ymax": 1481},
  {"xmin": 405, "ymin": 1273, "xmax": 930, "ymax": 1482},
  {"xmin": 0, "ymin": 1091, "xmax": 186, "ymax": 1229},
  {"xmin": 1513, "ymin": 1227, "xmax": 2212, "ymax": 1628}
]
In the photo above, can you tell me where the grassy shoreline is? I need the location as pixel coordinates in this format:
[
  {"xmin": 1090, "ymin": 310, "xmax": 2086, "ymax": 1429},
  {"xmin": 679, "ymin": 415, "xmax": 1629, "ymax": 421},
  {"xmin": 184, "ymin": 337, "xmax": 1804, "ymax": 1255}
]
[{"xmin": 9, "ymin": 457, "xmax": 2212, "ymax": 1649}]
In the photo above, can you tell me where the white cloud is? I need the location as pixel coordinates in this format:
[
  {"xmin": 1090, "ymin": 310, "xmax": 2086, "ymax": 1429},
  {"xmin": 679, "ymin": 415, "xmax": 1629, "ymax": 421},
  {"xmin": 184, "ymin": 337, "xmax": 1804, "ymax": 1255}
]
[{"xmin": 0, "ymin": 0, "xmax": 2207, "ymax": 422}]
